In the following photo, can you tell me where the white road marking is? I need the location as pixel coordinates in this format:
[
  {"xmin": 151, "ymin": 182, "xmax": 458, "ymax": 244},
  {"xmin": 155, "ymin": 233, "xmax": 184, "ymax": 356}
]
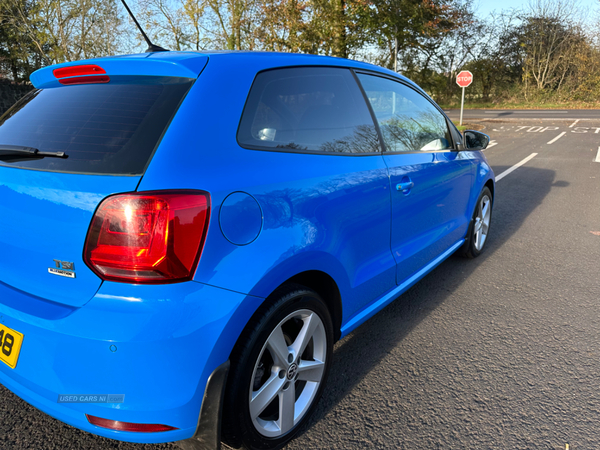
[
  {"xmin": 569, "ymin": 119, "xmax": 580, "ymax": 127},
  {"xmin": 595, "ymin": 147, "xmax": 600, "ymax": 163},
  {"xmin": 486, "ymin": 140, "xmax": 498, "ymax": 149},
  {"xmin": 520, "ymin": 111, "xmax": 568, "ymax": 113},
  {"xmin": 483, "ymin": 111, "xmax": 568, "ymax": 114},
  {"xmin": 540, "ymin": 126, "xmax": 559, "ymax": 132},
  {"xmin": 527, "ymin": 126, "xmax": 543, "ymax": 132},
  {"xmin": 547, "ymin": 132, "xmax": 566, "ymax": 144},
  {"xmin": 496, "ymin": 153, "xmax": 538, "ymax": 182}
]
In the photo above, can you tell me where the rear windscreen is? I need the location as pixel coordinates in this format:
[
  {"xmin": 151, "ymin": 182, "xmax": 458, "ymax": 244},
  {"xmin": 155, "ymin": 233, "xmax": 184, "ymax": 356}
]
[{"xmin": 0, "ymin": 76, "xmax": 193, "ymax": 175}]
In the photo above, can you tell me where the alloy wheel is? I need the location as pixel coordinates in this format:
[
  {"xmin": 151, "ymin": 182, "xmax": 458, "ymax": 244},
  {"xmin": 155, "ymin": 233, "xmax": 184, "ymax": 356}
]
[
  {"xmin": 473, "ymin": 194, "xmax": 491, "ymax": 251},
  {"xmin": 249, "ymin": 309, "xmax": 327, "ymax": 438}
]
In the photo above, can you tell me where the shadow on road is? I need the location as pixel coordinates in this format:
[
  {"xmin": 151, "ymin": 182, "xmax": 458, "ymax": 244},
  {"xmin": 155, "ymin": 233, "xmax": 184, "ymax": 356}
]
[{"xmin": 295, "ymin": 165, "xmax": 568, "ymax": 439}]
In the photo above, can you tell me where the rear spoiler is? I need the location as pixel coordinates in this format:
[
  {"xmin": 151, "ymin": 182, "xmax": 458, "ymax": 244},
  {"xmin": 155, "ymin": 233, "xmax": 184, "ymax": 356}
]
[{"xmin": 30, "ymin": 53, "xmax": 208, "ymax": 88}]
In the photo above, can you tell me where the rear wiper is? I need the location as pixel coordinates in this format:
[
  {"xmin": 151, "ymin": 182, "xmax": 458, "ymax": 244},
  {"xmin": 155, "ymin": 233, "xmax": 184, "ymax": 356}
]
[{"xmin": 0, "ymin": 145, "xmax": 67, "ymax": 159}]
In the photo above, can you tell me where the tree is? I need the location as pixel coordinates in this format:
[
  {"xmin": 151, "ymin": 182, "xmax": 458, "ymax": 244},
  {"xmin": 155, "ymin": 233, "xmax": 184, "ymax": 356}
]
[
  {"xmin": 517, "ymin": 0, "xmax": 585, "ymax": 93},
  {"xmin": 1, "ymin": 0, "xmax": 126, "ymax": 75},
  {"xmin": 0, "ymin": 0, "xmax": 50, "ymax": 81},
  {"xmin": 138, "ymin": 0, "xmax": 190, "ymax": 50},
  {"xmin": 359, "ymin": 0, "xmax": 470, "ymax": 73},
  {"xmin": 201, "ymin": 0, "xmax": 259, "ymax": 49},
  {"xmin": 462, "ymin": 12, "xmax": 522, "ymax": 102},
  {"xmin": 183, "ymin": 0, "xmax": 210, "ymax": 50}
]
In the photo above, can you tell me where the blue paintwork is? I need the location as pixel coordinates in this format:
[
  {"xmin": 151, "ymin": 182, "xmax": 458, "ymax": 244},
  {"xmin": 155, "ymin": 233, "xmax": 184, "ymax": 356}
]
[
  {"xmin": 0, "ymin": 167, "xmax": 140, "ymax": 307},
  {"xmin": 0, "ymin": 51, "xmax": 494, "ymax": 444},
  {"xmin": 0, "ymin": 279, "xmax": 263, "ymax": 443},
  {"xmin": 384, "ymin": 151, "xmax": 474, "ymax": 284},
  {"xmin": 341, "ymin": 239, "xmax": 465, "ymax": 334}
]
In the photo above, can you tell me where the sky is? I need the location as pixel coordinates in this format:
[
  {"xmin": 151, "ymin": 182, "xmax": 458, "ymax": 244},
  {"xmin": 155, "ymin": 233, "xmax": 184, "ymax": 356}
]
[{"xmin": 475, "ymin": 0, "xmax": 599, "ymax": 20}]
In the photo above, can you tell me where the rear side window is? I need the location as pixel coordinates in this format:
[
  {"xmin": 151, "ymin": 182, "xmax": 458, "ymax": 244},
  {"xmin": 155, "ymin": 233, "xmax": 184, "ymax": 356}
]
[
  {"xmin": 238, "ymin": 67, "xmax": 379, "ymax": 154},
  {"xmin": 0, "ymin": 76, "xmax": 193, "ymax": 175},
  {"xmin": 356, "ymin": 73, "xmax": 452, "ymax": 153}
]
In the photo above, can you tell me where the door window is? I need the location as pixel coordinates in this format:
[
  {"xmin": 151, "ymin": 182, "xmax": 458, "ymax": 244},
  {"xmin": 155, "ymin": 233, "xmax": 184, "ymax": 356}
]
[{"xmin": 356, "ymin": 73, "xmax": 452, "ymax": 153}]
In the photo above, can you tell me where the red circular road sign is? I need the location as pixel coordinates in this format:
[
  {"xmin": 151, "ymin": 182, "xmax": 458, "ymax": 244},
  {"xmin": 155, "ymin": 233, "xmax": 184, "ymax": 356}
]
[{"xmin": 456, "ymin": 70, "xmax": 473, "ymax": 88}]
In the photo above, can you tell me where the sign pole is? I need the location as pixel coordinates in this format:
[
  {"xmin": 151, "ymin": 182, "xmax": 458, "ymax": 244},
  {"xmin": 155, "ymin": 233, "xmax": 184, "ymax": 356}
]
[
  {"xmin": 456, "ymin": 70, "xmax": 472, "ymax": 127},
  {"xmin": 460, "ymin": 86, "xmax": 465, "ymax": 126}
]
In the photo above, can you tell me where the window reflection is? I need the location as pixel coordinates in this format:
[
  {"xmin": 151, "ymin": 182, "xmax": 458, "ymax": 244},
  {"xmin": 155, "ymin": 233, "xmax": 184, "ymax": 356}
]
[
  {"xmin": 357, "ymin": 74, "xmax": 452, "ymax": 153},
  {"xmin": 238, "ymin": 68, "xmax": 380, "ymax": 154}
]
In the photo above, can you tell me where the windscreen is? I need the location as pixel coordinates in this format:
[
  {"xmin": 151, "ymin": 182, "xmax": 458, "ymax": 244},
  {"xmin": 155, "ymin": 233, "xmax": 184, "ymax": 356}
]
[{"xmin": 0, "ymin": 76, "xmax": 193, "ymax": 175}]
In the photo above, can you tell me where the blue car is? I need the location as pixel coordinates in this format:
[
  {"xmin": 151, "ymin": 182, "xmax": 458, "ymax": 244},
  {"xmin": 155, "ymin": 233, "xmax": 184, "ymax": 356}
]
[{"xmin": 0, "ymin": 51, "xmax": 494, "ymax": 450}]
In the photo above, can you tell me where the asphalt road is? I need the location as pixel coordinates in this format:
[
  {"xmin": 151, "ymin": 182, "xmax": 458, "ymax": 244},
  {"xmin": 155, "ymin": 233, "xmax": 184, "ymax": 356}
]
[
  {"xmin": 1, "ymin": 118, "xmax": 599, "ymax": 449},
  {"xmin": 445, "ymin": 109, "xmax": 600, "ymax": 120}
]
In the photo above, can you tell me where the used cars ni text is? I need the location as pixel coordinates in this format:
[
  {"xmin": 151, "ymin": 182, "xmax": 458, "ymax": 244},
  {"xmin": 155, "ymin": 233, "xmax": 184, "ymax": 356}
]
[{"xmin": 0, "ymin": 51, "xmax": 493, "ymax": 450}]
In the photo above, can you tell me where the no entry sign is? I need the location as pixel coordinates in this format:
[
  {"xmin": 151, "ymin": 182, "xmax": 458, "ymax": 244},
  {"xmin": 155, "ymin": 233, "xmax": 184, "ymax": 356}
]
[{"xmin": 456, "ymin": 70, "xmax": 473, "ymax": 88}]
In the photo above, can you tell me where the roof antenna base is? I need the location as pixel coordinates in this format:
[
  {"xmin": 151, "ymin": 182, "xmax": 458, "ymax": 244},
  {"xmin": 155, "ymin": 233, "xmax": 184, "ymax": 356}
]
[{"xmin": 146, "ymin": 44, "xmax": 168, "ymax": 53}]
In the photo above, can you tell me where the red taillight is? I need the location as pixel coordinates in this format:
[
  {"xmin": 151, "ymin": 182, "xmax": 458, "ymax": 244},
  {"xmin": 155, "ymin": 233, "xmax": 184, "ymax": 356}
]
[
  {"xmin": 86, "ymin": 414, "xmax": 178, "ymax": 432},
  {"xmin": 84, "ymin": 191, "xmax": 210, "ymax": 284},
  {"xmin": 53, "ymin": 64, "xmax": 106, "ymax": 78},
  {"xmin": 59, "ymin": 75, "xmax": 110, "ymax": 85}
]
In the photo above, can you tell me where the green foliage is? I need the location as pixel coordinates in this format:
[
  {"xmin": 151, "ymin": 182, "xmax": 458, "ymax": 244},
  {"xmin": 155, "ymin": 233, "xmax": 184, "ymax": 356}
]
[
  {"xmin": 2, "ymin": 0, "xmax": 600, "ymax": 109},
  {"xmin": 0, "ymin": 0, "xmax": 48, "ymax": 81},
  {"xmin": 1, "ymin": 0, "xmax": 126, "ymax": 81}
]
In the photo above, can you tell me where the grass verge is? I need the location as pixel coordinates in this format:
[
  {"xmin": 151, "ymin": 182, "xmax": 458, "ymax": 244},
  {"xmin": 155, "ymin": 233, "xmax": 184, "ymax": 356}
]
[
  {"xmin": 452, "ymin": 121, "xmax": 467, "ymax": 131},
  {"xmin": 441, "ymin": 101, "xmax": 600, "ymax": 110}
]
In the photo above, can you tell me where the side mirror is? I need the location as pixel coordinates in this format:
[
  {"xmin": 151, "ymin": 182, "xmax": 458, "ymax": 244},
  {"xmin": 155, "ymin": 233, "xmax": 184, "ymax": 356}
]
[{"xmin": 463, "ymin": 130, "xmax": 490, "ymax": 150}]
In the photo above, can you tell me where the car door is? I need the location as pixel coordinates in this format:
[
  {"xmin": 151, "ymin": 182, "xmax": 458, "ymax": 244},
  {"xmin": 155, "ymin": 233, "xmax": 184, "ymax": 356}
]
[
  {"xmin": 226, "ymin": 66, "xmax": 397, "ymax": 321},
  {"xmin": 356, "ymin": 72, "xmax": 474, "ymax": 285}
]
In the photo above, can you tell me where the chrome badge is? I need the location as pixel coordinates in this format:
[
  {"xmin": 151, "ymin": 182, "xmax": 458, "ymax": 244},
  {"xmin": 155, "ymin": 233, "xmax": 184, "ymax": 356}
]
[{"xmin": 48, "ymin": 260, "xmax": 76, "ymax": 278}]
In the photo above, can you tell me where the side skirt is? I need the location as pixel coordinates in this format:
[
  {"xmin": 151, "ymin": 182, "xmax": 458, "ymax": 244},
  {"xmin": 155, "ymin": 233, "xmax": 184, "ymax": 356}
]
[{"xmin": 340, "ymin": 239, "xmax": 465, "ymax": 337}]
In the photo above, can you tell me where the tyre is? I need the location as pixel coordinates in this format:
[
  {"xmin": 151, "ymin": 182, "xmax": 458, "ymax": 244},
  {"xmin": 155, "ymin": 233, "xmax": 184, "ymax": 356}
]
[
  {"xmin": 460, "ymin": 186, "xmax": 493, "ymax": 258},
  {"xmin": 222, "ymin": 284, "xmax": 334, "ymax": 450}
]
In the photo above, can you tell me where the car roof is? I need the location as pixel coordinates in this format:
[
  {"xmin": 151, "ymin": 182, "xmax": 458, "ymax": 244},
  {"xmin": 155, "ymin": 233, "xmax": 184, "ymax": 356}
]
[{"xmin": 30, "ymin": 50, "xmax": 419, "ymax": 91}]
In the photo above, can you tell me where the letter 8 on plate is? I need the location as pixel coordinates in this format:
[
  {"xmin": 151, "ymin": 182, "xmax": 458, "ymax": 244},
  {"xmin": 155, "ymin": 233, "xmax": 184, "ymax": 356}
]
[{"xmin": 0, "ymin": 324, "xmax": 24, "ymax": 369}]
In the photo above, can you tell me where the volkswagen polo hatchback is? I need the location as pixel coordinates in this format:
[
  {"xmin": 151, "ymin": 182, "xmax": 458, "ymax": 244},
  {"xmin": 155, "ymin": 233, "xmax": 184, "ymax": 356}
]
[{"xmin": 0, "ymin": 51, "xmax": 494, "ymax": 450}]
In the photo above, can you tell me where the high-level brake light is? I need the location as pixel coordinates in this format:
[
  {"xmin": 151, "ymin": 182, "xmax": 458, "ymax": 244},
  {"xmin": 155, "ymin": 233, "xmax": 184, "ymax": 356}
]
[
  {"xmin": 53, "ymin": 65, "xmax": 106, "ymax": 78},
  {"xmin": 84, "ymin": 191, "xmax": 210, "ymax": 284},
  {"xmin": 53, "ymin": 65, "xmax": 110, "ymax": 85}
]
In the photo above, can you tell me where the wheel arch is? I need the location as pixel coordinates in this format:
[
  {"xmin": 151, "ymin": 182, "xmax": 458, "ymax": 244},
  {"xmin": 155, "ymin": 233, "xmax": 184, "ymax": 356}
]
[
  {"xmin": 221, "ymin": 270, "xmax": 341, "ymax": 447},
  {"xmin": 484, "ymin": 178, "xmax": 495, "ymax": 202},
  {"xmin": 283, "ymin": 270, "xmax": 342, "ymax": 342},
  {"xmin": 245, "ymin": 251, "xmax": 349, "ymax": 342}
]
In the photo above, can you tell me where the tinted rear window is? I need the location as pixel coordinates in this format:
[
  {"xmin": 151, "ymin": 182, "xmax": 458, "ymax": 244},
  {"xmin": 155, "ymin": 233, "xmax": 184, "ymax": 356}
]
[
  {"xmin": 237, "ymin": 67, "xmax": 379, "ymax": 154},
  {"xmin": 0, "ymin": 76, "xmax": 193, "ymax": 175}
]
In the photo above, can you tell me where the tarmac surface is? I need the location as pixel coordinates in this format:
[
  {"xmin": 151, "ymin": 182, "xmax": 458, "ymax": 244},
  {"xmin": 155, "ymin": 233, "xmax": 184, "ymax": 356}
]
[{"xmin": 1, "ymin": 117, "xmax": 599, "ymax": 449}]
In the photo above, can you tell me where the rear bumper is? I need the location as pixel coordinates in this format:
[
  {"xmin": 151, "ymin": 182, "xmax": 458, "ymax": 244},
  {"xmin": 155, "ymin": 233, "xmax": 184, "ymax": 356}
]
[{"xmin": 0, "ymin": 279, "xmax": 261, "ymax": 444}]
